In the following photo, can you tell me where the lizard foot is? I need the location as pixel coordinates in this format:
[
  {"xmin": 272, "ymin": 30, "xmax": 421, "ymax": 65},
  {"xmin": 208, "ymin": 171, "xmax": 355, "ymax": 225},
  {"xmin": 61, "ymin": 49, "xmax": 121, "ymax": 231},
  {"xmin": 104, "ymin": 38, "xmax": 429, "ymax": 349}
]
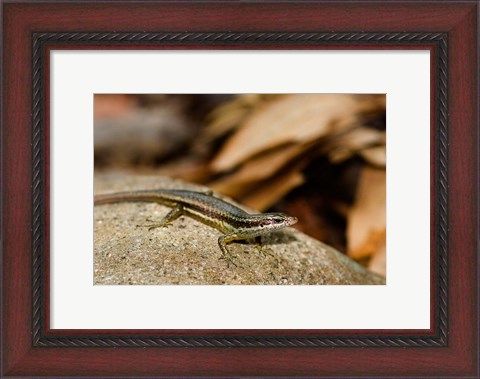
[
  {"xmin": 219, "ymin": 253, "xmax": 238, "ymax": 267},
  {"xmin": 255, "ymin": 244, "xmax": 274, "ymax": 258}
]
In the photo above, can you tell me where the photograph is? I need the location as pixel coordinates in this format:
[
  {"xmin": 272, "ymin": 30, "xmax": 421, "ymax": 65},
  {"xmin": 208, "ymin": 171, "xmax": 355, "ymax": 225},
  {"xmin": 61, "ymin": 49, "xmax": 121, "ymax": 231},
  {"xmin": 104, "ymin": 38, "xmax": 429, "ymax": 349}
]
[{"xmin": 94, "ymin": 94, "xmax": 386, "ymax": 285}]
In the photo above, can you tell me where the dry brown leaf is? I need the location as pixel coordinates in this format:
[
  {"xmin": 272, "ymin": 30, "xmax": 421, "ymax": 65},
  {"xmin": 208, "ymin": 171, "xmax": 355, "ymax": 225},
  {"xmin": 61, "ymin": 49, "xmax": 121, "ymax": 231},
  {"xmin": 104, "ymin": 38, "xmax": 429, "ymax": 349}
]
[
  {"xmin": 347, "ymin": 167, "xmax": 386, "ymax": 259},
  {"xmin": 210, "ymin": 176, "xmax": 256, "ymax": 198},
  {"xmin": 155, "ymin": 156, "xmax": 212, "ymax": 183},
  {"xmin": 209, "ymin": 142, "xmax": 311, "ymax": 197},
  {"xmin": 326, "ymin": 128, "xmax": 385, "ymax": 163},
  {"xmin": 211, "ymin": 94, "xmax": 385, "ymax": 172},
  {"xmin": 242, "ymin": 170, "xmax": 305, "ymax": 211},
  {"xmin": 204, "ymin": 94, "xmax": 281, "ymax": 141},
  {"xmin": 368, "ymin": 233, "xmax": 386, "ymax": 277},
  {"xmin": 205, "ymin": 106, "xmax": 251, "ymax": 140},
  {"xmin": 359, "ymin": 146, "xmax": 386, "ymax": 167}
]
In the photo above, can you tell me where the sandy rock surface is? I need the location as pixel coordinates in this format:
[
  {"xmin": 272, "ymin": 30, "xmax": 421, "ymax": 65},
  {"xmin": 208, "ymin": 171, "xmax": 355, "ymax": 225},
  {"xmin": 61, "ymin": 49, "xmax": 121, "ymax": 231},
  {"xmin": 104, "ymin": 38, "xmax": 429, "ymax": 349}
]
[{"xmin": 94, "ymin": 173, "xmax": 385, "ymax": 285}]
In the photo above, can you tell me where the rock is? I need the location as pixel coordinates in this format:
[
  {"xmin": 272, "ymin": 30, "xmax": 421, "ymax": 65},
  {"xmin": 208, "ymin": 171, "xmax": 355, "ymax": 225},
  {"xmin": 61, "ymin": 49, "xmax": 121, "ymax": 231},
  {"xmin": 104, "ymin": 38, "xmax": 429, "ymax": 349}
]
[{"xmin": 94, "ymin": 173, "xmax": 385, "ymax": 285}]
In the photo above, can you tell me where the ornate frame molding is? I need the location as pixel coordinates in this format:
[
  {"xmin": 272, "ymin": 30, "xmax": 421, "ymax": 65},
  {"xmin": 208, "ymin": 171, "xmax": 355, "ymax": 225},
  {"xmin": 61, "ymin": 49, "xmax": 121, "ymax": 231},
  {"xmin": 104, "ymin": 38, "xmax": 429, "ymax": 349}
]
[{"xmin": 32, "ymin": 31, "xmax": 448, "ymax": 348}]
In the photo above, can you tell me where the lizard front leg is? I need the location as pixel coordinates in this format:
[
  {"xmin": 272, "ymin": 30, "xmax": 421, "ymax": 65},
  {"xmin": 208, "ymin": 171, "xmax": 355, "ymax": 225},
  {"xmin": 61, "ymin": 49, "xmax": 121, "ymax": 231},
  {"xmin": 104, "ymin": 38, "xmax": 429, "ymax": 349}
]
[
  {"xmin": 138, "ymin": 203, "xmax": 184, "ymax": 230},
  {"xmin": 218, "ymin": 234, "xmax": 244, "ymax": 267},
  {"xmin": 218, "ymin": 232, "xmax": 272, "ymax": 266},
  {"xmin": 254, "ymin": 236, "xmax": 274, "ymax": 257}
]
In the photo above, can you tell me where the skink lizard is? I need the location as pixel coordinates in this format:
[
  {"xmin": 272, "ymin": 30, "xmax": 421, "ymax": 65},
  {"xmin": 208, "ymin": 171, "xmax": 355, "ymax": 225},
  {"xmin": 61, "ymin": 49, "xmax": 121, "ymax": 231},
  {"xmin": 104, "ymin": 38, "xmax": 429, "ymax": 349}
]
[{"xmin": 94, "ymin": 189, "xmax": 298, "ymax": 265}]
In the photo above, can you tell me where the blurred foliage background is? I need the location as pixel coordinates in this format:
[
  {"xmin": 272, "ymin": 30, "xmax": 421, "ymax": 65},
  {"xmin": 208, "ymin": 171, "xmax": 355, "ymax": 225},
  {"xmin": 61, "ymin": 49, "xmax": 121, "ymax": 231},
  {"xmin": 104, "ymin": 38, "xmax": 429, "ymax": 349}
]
[{"xmin": 94, "ymin": 94, "xmax": 386, "ymax": 276}]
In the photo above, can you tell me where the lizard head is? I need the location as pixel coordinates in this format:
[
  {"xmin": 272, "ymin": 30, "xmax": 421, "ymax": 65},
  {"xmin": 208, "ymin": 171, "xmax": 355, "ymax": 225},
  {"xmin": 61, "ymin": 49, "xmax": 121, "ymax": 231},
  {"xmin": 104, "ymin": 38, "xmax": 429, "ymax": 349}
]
[{"xmin": 259, "ymin": 213, "xmax": 298, "ymax": 230}]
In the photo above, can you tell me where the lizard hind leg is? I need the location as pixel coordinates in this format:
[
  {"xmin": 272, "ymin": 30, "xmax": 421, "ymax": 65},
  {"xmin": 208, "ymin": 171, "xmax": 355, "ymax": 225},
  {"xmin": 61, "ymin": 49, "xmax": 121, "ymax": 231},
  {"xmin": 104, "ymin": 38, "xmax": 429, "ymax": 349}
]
[{"xmin": 137, "ymin": 203, "xmax": 184, "ymax": 231}]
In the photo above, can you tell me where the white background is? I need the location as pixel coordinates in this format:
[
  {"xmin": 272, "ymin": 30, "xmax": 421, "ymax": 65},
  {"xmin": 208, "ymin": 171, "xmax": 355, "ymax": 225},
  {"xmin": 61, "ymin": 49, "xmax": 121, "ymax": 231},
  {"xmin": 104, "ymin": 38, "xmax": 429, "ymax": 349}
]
[{"xmin": 51, "ymin": 51, "xmax": 430, "ymax": 329}]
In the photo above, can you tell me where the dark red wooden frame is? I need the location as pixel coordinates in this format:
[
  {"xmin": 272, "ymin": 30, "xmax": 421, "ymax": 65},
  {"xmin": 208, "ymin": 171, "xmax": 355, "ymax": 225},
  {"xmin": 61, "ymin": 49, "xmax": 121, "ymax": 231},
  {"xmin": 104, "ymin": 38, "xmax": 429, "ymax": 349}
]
[{"xmin": 2, "ymin": 1, "xmax": 478, "ymax": 377}]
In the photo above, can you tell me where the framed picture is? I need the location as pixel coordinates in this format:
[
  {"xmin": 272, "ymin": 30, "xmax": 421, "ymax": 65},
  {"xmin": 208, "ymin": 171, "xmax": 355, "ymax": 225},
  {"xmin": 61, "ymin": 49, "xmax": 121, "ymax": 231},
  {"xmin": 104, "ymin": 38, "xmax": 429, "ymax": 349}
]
[
  {"xmin": 92, "ymin": 92, "xmax": 387, "ymax": 288},
  {"xmin": 2, "ymin": 1, "xmax": 478, "ymax": 377}
]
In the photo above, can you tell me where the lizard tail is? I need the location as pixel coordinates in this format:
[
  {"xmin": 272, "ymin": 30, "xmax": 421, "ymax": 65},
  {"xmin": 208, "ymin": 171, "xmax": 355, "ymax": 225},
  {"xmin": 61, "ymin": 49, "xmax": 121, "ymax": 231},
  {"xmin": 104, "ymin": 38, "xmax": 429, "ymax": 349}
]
[{"xmin": 94, "ymin": 191, "xmax": 163, "ymax": 205}]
